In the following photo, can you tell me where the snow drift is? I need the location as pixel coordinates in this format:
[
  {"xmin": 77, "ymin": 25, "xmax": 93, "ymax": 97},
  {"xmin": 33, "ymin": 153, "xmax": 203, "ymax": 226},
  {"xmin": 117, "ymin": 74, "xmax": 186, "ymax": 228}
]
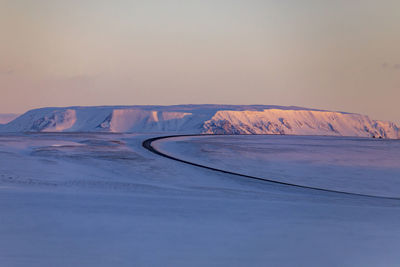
[{"xmin": 0, "ymin": 105, "xmax": 398, "ymax": 138}]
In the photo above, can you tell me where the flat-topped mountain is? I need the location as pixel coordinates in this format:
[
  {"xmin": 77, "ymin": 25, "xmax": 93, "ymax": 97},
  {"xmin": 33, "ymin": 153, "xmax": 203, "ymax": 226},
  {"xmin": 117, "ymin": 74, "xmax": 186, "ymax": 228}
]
[{"xmin": 0, "ymin": 105, "xmax": 398, "ymax": 138}]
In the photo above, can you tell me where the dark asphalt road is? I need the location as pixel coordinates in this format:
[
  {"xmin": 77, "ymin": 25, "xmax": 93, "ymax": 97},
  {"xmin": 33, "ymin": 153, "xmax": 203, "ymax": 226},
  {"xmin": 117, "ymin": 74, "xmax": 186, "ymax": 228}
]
[{"xmin": 142, "ymin": 134, "xmax": 400, "ymax": 201}]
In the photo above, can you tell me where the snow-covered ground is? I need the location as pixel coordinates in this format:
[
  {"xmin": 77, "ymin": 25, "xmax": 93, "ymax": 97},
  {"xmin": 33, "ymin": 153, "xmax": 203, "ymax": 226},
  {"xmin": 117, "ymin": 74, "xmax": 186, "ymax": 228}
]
[
  {"xmin": 0, "ymin": 133, "xmax": 400, "ymax": 267},
  {"xmin": 155, "ymin": 135, "xmax": 400, "ymax": 198}
]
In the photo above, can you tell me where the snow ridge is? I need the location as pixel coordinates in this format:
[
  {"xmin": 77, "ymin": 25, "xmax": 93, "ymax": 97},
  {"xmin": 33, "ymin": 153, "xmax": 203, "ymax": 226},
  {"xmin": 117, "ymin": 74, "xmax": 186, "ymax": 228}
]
[{"xmin": 0, "ymin": 105, "xmax": 398, "ymax": 138}]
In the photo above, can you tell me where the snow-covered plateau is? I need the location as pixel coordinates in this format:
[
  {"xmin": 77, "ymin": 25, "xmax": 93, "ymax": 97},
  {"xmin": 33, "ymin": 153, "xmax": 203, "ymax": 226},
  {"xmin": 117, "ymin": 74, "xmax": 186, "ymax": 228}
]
[
  {"xmin": 0, "ymin": 105, "xmax": 399, "ymax": 138},
  {"xmin": 0, "ymin": 133, "xmax": 399, "ymax": 267}
]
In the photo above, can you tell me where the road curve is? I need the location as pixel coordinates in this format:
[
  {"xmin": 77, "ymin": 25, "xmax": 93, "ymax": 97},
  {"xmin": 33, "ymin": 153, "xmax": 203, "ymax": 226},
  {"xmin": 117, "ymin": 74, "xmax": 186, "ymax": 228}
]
[{"xmin": 142, "ymin": 134, "xmax": 400, "ymax": 201}]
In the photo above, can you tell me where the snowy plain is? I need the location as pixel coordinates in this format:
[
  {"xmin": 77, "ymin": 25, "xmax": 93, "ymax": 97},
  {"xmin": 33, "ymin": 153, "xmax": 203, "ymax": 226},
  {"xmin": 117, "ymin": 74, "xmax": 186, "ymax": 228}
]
[
  {"xmin": 155, "ymin": 135, "xmax": 400, "ymax": 198},
  {"xmin": 0, "ymin": 133, "xmax": 399, "ymax": 267}
]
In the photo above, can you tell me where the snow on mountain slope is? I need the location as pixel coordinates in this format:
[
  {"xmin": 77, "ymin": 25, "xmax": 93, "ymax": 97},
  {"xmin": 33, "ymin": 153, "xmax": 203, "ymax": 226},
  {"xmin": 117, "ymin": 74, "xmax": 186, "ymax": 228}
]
[
  {"xmin": 0, "ymin": 108, "xmax": 78, "ymax": 132},
  {"xmin": 103, "ymin": 109, "xmax": 193, "ymax": 132},
  {"xmin": 0, "ymin": 105, "xmax": 398, "ymax": 138},
  {"xmin": 203, "ymin": 109, "xmax": 400, "ymax": 138},
  {"xmin": 0, "ymin": 106, "xmax": 204, "ymax": 133}
]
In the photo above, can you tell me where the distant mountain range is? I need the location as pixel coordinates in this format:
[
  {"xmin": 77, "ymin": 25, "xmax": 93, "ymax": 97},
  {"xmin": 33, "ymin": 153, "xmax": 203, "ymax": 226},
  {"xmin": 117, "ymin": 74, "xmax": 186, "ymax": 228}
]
[{"xmin": 0, "ymin": 105, "xmax": 398, "ymax": 138}]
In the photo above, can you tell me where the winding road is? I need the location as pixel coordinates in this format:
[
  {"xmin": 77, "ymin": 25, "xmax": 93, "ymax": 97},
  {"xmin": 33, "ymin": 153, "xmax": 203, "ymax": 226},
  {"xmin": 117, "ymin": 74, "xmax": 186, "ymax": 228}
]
[{"xmin": 143, "ymin": 134, "xmax": 400, "ymax": 201}]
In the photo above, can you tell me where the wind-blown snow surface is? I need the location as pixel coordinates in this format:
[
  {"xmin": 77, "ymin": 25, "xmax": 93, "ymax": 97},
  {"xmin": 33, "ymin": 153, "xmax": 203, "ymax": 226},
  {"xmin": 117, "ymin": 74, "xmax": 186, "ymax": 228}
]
[
  {"xmin": 0, "ymin": 133, "xmax": 400, "ymax": 267},
  {"xmin": 155, "ymin": 135, "xmax": 400, "ymax": 198},
  {"xmin": 1, "ymin": 105, "xmax": 399, "ymax": 138}
]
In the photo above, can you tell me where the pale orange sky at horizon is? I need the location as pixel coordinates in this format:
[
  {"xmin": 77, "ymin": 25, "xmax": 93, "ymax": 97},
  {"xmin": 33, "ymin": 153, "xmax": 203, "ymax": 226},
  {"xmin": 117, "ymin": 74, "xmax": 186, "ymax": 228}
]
[{"xmin": 1, "ymin": 0, "xmax": 399, "ymax": 123}]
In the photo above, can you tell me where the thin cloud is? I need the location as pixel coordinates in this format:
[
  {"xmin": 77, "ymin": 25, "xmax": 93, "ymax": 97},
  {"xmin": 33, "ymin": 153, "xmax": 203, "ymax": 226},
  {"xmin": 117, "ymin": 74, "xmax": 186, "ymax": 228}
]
[
  {"xmin": 0, "ymin": 69, "xmax": 14, "ymax": 75},
  {"xmin": 382, "ymin": 63, "xmax": 400, "ymax": 71}
]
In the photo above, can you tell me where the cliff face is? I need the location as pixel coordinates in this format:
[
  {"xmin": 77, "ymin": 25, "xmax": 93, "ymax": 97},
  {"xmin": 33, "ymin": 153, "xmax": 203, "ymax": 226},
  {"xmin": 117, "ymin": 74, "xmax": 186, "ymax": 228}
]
[
  {"xmin": 1, "ymin": 105, "xmax": 398, "ymax": 139},
  {"xmin": 203, "ymin": 109, "xmax": 400, "ymax": 138}
]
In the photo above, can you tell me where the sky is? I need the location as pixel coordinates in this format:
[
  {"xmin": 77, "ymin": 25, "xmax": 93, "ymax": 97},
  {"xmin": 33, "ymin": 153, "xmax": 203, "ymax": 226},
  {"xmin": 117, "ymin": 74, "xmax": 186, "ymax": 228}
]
[{"xmin": 0, "ymin": 0, "xmax": 399, "ymax": 123}]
